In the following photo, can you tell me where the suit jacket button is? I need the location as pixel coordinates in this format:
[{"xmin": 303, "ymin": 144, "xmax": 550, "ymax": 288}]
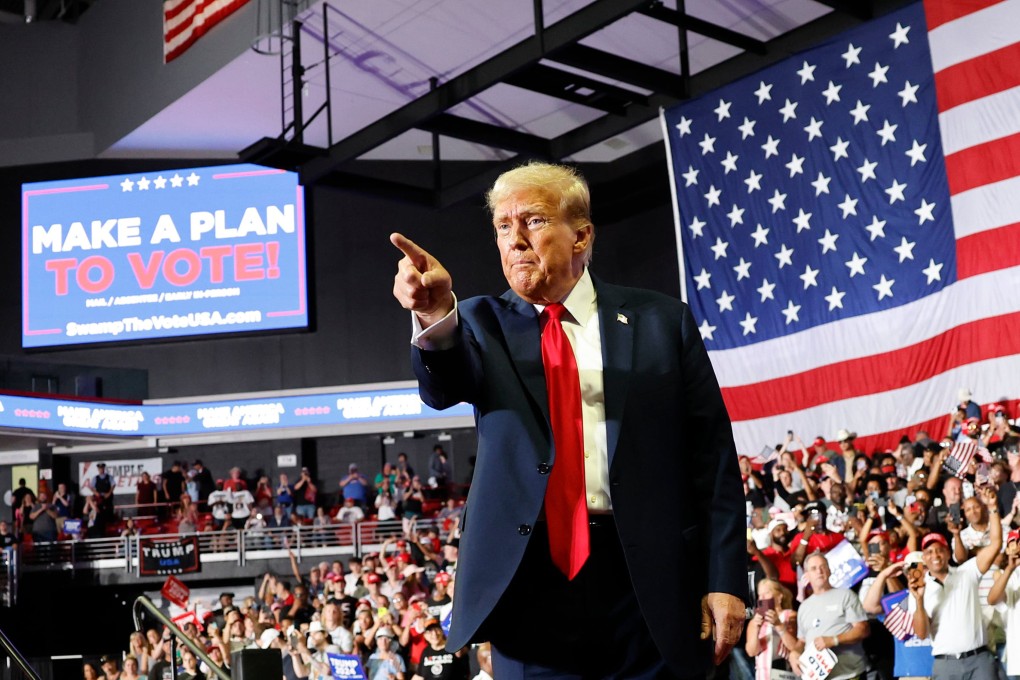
[
  {"xmin": 518, "ymin": 524, "xmax": 531, "ymax": 535},
  {"xmin": 537, "ymin": 463, "xmax": 550, "ymax": 474}
]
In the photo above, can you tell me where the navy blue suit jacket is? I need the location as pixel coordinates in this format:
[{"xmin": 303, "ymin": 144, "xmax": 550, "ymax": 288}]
[{"xmin": 411, "ymin": 276, "xmax": 746, "ymax": 674}]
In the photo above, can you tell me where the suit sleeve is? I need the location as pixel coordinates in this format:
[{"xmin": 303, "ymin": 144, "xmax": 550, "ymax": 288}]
[
  {"xmin": 411, "ymin": 317, "xmax": 484, "ymax": 410},
  {"xmin": 679, "ymin": 303, "xmax": 747, "ymax": 599}
]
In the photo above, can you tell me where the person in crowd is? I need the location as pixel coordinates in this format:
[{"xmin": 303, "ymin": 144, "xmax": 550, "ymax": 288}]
[
  {"xmin": 336, "ymin": 497, "xmax": 366, "ymax": 524},
  {"xmin": 160, "ymin": 461, "xmax": 185, "ymax": 510},
  {"xmin": 339, "ymin": 464, "xmax": 370, "ymax": 508},
  {"xmin": 791, "ymin": 552, "xmax": 870, "ymax": 680},
  {"xmin": 320, "ymin": 601, "xmax": 355, "ymax": 652},
  {"xmin": 375, "ymin": 462, "xmax": 399, "ymax": 500},
  {"xmin": 956, "ymin": 388, "xmax": 982, "ymax": 420},
  {"xmin": 190, "ymin": 460, "xmax": 216, "ymax": 506},
  {"xmin": 988, "ymin": 530, "xmax": 1020, "ymax": 679},
  {"xmin": 293, "ymin": 467, "xmax": 318, "ymax": 520},
  {"xmin": 83, "ymin": 662, "xmax": 101, "ymax": 680},
  {"xmin": 230, "ymin": 484, "xmax": 255, "ymax": 530},
  {"xmin": 472, "ymin": 643, "xmax": 494, "ymax": 680},
  {"xmin": 120, "ymin": 656, "xmax": 141, "ymax": 680},
  {"xmin": 244, "ymin": 507, "xmax": 267, "ymax": 547},
  {"xmin": 863, "ymin": 552, "xmax": 934, "ymax": 680},
  {"xmin": 353, "ymin": 603, "xmax": 381, "ymax": 657},
  {"xmin": 312, "ymin": 506, "xmax": 332, "ymax": 545},
  {"xmin": 266, "ymin": 503, "xmax": 291, "ymax": 530},
  {"xmin": 745, "ymin": 578, "xmax": 797, "ymax": 680},
  {"xmin": 953, "ymin": 492, "xmax": 1002, "ymax": 563},
  {"xmin": 412, "ymin": 618, "xmax": 468, "ymax": 680},
  {"xmin": 436, "ymin": 498, "xmax": 462, "ymax": 532},
  {"xmin": 29, "ymin": 492, "xmax": 59, "ymax": 542},
  {"xmin": 135, "ymin": 472, "xmax": 158, "ymax": 514},
  {"xmin": 252, "ymin": 475, "xmax": 273, "ymax": 510},
  {"xmin": 178, "ymin": 493, "xmax": 199, "ymax": 530},
  {"xmin": 427, "ymin": 446, "xmax": 451, "ymax": 491},
  {"xmin": 93, "ymin": 463, "xmax": 116, "ymax": 521},
  {"xmin": 375, "ymin": 488, "xmax": 398, "ymax": 522},
  {"xmin": 99, "ymin": 654, "xmax": 121, "ymax": 680},
  {"xmin": 128, "ymin": 631, "xmax": 151, "ymax": 675},
  {"xmin": 221, "ymin": 467, "xmax": 247, "ymax": 493},
  {"xmin": 910, "ymin": 486, "xmax": 1002, "ymax": 680},
  {"xmin": 367, "ymin": 626, "xmax": 406, "ymax": 680},
  {"xmin": 207, "ymin": 482, "xmax": 231, "ymax": 530},
  {"xmin": 789, "ymin": 501, "xmax": 844, "ymax": 567},
  {"xmin": 177, "ymin": 646, "xmax": 205, "ymax": 680},
  {"xmin": 52, "ymin": 482, "xmax": 73, "ymax": 531},
  {"xmin": 11, "ymin": 479, "xmax": 35, "ymax": 524},
  {"xmin": 274, "ymin": 473, "xmax": 294, "ymax": 512},
  {"xmin": 396, "ymin": 452, "xmax": 415, "ymax": 485},
  {"xmin": 120, "ymin": 517, "xmax": 138, "ymax": 538},
  {"xmin": 401, "ymin": 476, "xmax": 426, "ymax": 534},
  {"xmin": 0, "ymin": 520, "xmax": 17, "ymax": 552}
]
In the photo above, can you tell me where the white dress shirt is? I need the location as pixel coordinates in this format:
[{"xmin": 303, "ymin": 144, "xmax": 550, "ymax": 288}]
[{"xmin": 412, "ymin": 269, "xmax": 612, "ymax": 512}]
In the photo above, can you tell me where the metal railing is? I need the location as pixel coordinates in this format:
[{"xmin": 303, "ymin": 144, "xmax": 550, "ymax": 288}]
[
  {"xmin": 18, "ymin": 519, "xmax": 443, "ymax": 573},
  {"xmin": 0, "ymin": 625, "xmax": 40, "ymax": 680},
  {"xmin": 133, "ymin": 595, "xmax": 230, "ymax": 680}
]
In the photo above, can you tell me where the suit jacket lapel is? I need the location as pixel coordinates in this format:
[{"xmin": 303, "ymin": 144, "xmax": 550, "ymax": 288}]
[
  {"xmin": 497, "ymin": 291, "xmax": 550, "ymax": 426},
  {"xmin": 594, "ymin": 278, "xmax": 633, "ymax": 471}
]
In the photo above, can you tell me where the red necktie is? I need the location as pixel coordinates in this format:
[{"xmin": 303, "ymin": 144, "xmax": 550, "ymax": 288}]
[{"xmin": 540, "ymin": 303, "xmax": 589, "ymax": 579}]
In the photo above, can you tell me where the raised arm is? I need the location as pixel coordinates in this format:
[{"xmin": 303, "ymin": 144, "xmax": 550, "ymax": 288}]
[{"xmin": 391, "ymin": 233, "xmax": 454, "ymax": 329}]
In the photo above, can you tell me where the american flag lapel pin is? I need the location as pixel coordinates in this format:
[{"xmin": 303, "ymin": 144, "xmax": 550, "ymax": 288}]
[{"xmin": 617, "ymin": 313, "xmax": 628, "ymax": 324}]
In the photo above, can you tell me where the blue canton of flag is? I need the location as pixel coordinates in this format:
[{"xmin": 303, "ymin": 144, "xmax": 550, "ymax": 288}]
[{"xmin": 663, "ymin": 2, "xmax": 953, "ymax": 351}]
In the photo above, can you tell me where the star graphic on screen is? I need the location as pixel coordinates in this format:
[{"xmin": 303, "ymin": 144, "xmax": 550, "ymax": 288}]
[
  {"xmin": 186, "ymin": 172, "xmax": 201, "ymax": 186},
  {"xmin": 136, "ymin": 176, "xmax": 151, "ymax": 191},
  {"xmin": 153, "ymin": 175, "xmax": 168, "ymax": 189},
  {"xmin": 120, "ymin": 178, "xmax": 134, "ymax": 192},
  {"xmin": 170, "ymin": 173, "xmax": 184, "ymax": 188}
]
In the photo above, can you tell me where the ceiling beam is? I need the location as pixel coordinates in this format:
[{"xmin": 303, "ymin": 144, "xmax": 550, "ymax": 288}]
[
  {"xmin": 417, "ymin": 114, "xmax": 553, "ymax": 157},
  {"xmin": 638, "ymin": 4, "xmax": 767, "ymax": 56},
  {"xmin": 300, "ymin": 0, "xmax": 654, "ymax": 184},
  {"xmin": 504, "ymin": 64, "xmax": 648, "ymax": 115},
  {"xmin": 810, "ymin": 0, "xmax": 875, "ymax": 21},
  {"xmin": 549, "ymin": 44, "xmax": 685, "ymax": 97}
]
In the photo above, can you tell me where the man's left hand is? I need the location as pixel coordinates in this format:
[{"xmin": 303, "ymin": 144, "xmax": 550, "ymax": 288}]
[{"xmin": 700, "ymin": 592, "xmax": 746, "ymax": 665}]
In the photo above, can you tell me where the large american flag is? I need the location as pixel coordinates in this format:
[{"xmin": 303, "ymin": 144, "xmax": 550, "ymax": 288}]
[
  {"xmin": 163, "ymin": 0, "xmax": 251, "ymax": 64},
  {"xmin": 662, "ymin": 0, "xmax": 1020, "ymax": 456}
]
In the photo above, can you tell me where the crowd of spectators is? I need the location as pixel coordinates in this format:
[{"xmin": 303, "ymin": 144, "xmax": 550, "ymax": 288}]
[
  {"xmin": 11, "ymin": 445, "xmax": 460, "ymax": 548},
  {"xmin": 85, "ymin": 512, "xmax": 487, "ymax": 680},
  {"xmin": 741, "ymin": 389, "xmax": 1020, "ymax": 680}
]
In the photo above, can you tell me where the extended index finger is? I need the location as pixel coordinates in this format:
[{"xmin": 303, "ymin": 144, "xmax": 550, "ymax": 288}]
[{"xmin": 390, "ymin": 232, "xmax": 429, "ymax": 270}]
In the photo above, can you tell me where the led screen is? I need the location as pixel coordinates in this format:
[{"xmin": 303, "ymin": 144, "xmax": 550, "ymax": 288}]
[{"xmin": 22, "ymin": 163, "xmax": 307, "ymax": 348}]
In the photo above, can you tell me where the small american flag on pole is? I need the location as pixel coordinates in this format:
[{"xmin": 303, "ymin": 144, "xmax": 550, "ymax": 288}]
[
  {"xmin": 943, "ymin": 438, "xmax": 978, "ymax": 477},
  {"xmin": 163, "ymin": 0, "xmax": 251, "ymax": 63},
  {"xmin": 881, "ymin": 589, "xmax": 914, "ymax": 640}
]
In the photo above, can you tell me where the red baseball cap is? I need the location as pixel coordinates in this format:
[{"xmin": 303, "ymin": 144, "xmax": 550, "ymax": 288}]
[
  {"xmin": 812, "ymin": 436, "xmax": 826, "ymax": 447},
  {"xmin": 433, "ymin": 571, "xmax": 452, "ymax": 586},
  {"xmin": 1008, "ymin": 529, "xmax": 1020, "ymax": 544},
  {"xmin": 364, "ymin": 572, "xmax": 381, "ymax": 584},
  {"xmin": 921, "ymin": 533, "xmax": 949, "ymax": 549}
]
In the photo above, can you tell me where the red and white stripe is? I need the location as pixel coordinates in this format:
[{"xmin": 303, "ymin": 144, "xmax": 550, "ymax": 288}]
[
  {"xmin": 718, "ymin": 0, "xmax": 1020, "ymax": 456},
  {"xmin": 945, "ymin": 439, "xmax": 979, "ymax": 477},
  {"xmin": 163, "ymin": 0, "xmax": 251, "ymax": 63},
  {"xmin": 883, "ymin": 604, "xmax": 914, "ymax": 640}
]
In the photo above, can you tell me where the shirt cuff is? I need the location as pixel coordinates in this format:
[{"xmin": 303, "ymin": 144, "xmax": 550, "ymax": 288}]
[{"xmin": 411, "ymin": 293, "xmax": 458, "ymax": 351}]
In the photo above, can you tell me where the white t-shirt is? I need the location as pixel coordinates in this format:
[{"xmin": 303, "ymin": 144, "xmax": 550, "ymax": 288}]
[
  {"xmin": 231, "ymin": 489, "xmax": 255, "ymax": 519},
  {"xmin": 909, "ymin": 558, "xmax": 986, "ymax": 655}
]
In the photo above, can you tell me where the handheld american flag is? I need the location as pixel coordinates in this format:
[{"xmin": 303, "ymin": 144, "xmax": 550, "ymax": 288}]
[
  {"xmin": 943, "ymin": 438, "xmax": 979, "ymax": 477},
  {"xmin": 662, "ymin": 1, "xmax": 1020, "ymax": 455},
  {"xmin": 880, "ymin": 589, "xmax": 914, "ymax": 641}
]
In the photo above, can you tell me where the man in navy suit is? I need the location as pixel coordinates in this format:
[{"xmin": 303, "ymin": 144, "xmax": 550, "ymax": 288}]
[{"xmin": 391, "ymin": 162, "xmax": 746, "ymax": 678}]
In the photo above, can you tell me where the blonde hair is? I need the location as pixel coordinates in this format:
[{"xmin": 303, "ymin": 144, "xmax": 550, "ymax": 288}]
[{"xmin": 486, "ymin": 161, "xmax": 594, "ymax": 264}]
